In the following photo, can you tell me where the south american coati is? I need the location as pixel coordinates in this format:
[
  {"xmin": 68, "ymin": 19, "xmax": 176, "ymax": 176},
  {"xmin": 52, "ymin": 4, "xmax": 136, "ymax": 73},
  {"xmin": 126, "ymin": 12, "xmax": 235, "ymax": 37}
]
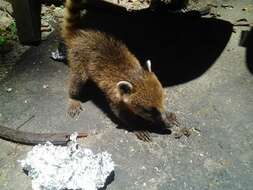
[
  {"xmin": 63, "ymin": 0, "xmax": 179, "ymax": 141},
  {"xmin": 0, "ymin": 1, "xmax": 178, "ymax": 146}
]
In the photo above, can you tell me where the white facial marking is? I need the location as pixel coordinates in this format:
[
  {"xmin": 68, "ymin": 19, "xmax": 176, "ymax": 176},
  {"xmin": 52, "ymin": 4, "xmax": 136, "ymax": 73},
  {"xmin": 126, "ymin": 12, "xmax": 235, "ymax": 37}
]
[
  {"xmin": 117, "ymin": 81, "xmax": 133, "ymax": 95},
  {"xmin": 117, "ymin": 81, "xmax": 133, "ymax": 89}
]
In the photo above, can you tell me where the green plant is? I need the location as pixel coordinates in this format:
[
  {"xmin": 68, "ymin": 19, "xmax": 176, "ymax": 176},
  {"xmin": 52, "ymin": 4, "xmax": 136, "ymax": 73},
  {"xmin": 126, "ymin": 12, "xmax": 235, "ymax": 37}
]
[
  {"xmin": 0, "ymin": 21, "xmax": 17, "ymax": 47},
  {"xmin": 8, "ymin": 22, "xmax": 17, "ymax": 39},
  {"xmin": 0, "ymin": 36, "xmax": 7, "ymax": 46}
]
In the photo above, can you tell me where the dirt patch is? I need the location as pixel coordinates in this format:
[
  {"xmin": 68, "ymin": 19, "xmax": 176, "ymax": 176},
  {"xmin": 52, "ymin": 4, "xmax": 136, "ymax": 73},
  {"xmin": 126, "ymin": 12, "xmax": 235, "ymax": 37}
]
[{"xmin": 0, "ymin": 0, "xmax": 65, "ymax": 81}]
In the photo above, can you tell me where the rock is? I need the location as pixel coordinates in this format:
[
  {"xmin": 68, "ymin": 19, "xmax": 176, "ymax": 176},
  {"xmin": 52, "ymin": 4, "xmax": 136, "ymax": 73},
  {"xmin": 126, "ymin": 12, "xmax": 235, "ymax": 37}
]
[
  {"xmin": 41, "ymin": 5, "xmax": 50, "ymax": 16},
  {"xmin": 41, "ymin": 20, "xmax": 49, "ymax": 27},
  {"xmin": 54, "ymin": 7, "xmax": 64, "ymax": 18},
  {"xmin": 0, "ymin": 13, "xmax": 13, "ymax": 30},
  {"xmin": 0, "ymin": 0, "xmax": 13, "ymax": 15},
  {"xmin": 49, "ymin": 4, "xmax": 56, "ymax": 11}
]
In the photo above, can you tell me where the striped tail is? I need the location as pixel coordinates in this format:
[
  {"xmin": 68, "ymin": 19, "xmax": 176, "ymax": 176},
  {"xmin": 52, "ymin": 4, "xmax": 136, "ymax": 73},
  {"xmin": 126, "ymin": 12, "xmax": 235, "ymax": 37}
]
[{"xmin": 62, "ymin": 0, "xmax": 83, "ymax": 42}]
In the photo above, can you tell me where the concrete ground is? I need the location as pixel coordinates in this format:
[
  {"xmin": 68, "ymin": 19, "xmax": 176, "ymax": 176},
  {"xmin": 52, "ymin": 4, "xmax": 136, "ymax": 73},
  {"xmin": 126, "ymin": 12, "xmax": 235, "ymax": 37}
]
[{"xmin": 0, "ymin": 0, "xmax": 253, "ymax": 190}]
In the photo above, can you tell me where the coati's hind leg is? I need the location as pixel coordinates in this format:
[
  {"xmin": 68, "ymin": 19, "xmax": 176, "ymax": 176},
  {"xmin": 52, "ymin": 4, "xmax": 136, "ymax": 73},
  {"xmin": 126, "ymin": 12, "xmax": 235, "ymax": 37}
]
[{"xmin": 68, "ymin": 71, "xmax": 88, "ymax": 118}]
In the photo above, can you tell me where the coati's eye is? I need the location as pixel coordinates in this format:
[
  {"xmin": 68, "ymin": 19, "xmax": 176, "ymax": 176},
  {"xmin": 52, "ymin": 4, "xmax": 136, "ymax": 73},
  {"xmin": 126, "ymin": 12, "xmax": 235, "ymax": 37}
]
[
  {"xmin": 141, "ymin": 107, "xmax": 160, "ymax": 117},
  {"xmin": 117, "ymin": 81, "xmax": 133, "ymax": 95}
]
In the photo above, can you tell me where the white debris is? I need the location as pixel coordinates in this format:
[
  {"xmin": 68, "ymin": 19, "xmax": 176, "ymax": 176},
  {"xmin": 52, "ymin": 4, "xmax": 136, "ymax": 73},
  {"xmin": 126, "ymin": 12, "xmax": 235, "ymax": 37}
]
[
  {"xmin": 69, "ymin": 132, "xmax": 78, "ymax": 142},
  {"xmin": 6, "ymin": 87, "xmax": 12, "ymax": 92},
  {"xmin": 43, "ymin": 84, "xmax": 48, "ymax": 89},
  {"xmin": 18, "ymin": 135, "xmax": 114, "ymax": 190}
]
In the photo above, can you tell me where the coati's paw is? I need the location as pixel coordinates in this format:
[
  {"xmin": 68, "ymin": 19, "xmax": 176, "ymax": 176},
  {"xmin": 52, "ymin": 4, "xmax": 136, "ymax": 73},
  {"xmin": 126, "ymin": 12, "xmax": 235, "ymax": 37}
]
[
  {"xmin": 68, "ymin": 100, "xmax": 83, "ymax": 118},
  {"xmin": 134, "ymin": 130, "xmax": 152, "ymax": 142},
  {"xmin": 173, "ymin": 127, "xmax": 192, "ymax": 139},
  {"xmin": 165, "ymin": 112, "xmax": 180, "ymax": 127}
]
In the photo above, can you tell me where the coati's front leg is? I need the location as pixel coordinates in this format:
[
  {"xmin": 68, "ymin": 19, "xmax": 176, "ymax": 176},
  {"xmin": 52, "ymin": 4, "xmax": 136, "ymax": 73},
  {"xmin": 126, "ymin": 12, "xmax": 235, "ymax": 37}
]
[
  {"xmin": 134, "ymin": 130, "xmax": 152, "ymax": 142},
  {"xmin": 164, "ymin": 112, "xmax": 180, "ymax": 127},
  {"xmin": 68, "ymin": 72, "xmax": 88, "ymax": 118},
  {"xmin": 110, "ymin": 103, "xmax": 153, "ymax": 142},
  {"xmin": 135, "ymin": 112, "xmax": 179, "ymax": 142}
]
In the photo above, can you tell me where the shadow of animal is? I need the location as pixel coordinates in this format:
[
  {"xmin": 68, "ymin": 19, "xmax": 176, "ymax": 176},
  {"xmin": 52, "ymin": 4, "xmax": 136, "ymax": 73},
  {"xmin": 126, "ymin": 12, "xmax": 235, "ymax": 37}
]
[{"xmin": 79, "ymin": 4, "xmax": 233, "ymax": 86}]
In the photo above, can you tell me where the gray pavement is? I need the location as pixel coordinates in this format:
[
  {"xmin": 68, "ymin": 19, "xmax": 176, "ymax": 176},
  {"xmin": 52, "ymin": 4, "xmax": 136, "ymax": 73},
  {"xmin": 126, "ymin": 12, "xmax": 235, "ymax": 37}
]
[{"xmin": 1, "ymin": 1, "xmax": 253, "ymax": 190}]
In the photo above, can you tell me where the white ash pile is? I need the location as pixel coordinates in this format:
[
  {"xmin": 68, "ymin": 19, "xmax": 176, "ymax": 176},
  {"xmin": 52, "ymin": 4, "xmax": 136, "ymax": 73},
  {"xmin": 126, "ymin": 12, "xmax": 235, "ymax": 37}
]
[{"xmin": 19, "ymin": 133, "xmax": 115, "ymax": 190}]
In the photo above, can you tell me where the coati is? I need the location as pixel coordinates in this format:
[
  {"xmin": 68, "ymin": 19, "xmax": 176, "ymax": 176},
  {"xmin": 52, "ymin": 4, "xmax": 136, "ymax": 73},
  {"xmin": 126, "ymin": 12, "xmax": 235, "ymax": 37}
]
[
  {"xmin": 0, "ymin": 0, "xmax": 180, "ymax": 145},
  {"xmin": 63, "ymin": 0, "xmax": 179, "ymax": 141}
]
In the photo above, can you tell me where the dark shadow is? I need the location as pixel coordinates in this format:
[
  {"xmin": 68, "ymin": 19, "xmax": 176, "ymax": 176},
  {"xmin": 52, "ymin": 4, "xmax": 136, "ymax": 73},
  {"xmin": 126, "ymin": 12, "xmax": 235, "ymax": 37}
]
[
  {"xmin": 41, "ymin": 0, "xmax": 64, "ymax": 7},
  {"xmin": 245, "ymin": 28, "xmax": 253, "ymax": 74},
  {"xmin": 115, "ymin": 120, "xmax": 172, "ymax": 135},
  {"xmin": 79, "ymin": 5, "xmax": 233, "ymax": 86},
  {"xmin": 23, "ymin": 169, "xmax": 29, "ymax": 176},
  {"xmin": 98, "ymin": 171, "xmax": 115, "ymax": 190}
]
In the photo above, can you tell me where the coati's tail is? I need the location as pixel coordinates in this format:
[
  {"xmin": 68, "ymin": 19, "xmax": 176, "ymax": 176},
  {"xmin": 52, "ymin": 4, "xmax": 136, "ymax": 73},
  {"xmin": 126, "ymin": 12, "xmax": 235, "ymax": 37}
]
[{"xmin": 62, "ymin": 0, "xmax": 83, "ymax": 42}]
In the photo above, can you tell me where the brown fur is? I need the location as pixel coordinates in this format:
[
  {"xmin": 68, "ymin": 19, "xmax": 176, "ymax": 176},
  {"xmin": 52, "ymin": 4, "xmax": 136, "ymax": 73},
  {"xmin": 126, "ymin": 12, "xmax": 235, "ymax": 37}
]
[{"xmin": 63, "ymin": 0, "xmax": 174, "ymax": 140}]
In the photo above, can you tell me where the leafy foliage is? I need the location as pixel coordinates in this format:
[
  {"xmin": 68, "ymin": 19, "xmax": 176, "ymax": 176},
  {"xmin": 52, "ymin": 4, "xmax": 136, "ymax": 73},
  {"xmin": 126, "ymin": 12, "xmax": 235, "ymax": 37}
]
[{"xmin": 0, "ymin": 21, "xmax": 17, "ymax": 47}]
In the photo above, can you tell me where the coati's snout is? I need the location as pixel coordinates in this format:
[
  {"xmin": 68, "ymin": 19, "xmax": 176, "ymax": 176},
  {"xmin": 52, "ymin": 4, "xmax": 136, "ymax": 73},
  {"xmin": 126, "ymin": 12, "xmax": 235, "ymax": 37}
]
[{"xmin": 115, "ymin": 76, "xmax": 171, "ymax": 128}]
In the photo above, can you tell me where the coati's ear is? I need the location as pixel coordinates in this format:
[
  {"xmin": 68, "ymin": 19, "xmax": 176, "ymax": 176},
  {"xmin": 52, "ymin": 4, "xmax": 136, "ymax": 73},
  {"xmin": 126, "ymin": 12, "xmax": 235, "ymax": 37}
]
[
  {"xmin": 145, "ymin": 59, "xmax": 152, "ymax": 72},
  {"xmin": 117, "ymin": 81, "xmax": 133, "ymax": 95}
]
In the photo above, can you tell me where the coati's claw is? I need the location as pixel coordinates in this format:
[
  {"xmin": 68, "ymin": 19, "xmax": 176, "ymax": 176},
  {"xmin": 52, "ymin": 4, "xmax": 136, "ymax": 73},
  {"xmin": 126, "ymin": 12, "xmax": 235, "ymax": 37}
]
[
  {"xmin": 165, "ymin": 112, "xmax": 180, "ymax": 127},
  {"xmin": 134, "ymin": 130, "xmax": 152, "ymax": 142},
  {"xmin": 68, "ymin": 106, "xmax": 83, "ymax": 118},
  {"xmin": 174, "ymin": 131, "xmax": 183, "ymax": 139},
  {"xmin": 68, "ymin": 100, "xmax": 83, "ymax": 118},
  {"xmin": 173, "ymin": 127, "xmax": 192, "ymax": 139}
]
